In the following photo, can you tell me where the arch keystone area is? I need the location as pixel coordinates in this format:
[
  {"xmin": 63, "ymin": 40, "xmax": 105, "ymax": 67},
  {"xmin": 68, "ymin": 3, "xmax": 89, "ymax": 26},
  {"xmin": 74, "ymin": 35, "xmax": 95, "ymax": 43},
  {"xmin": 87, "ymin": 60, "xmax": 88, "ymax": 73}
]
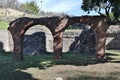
[{"xmin": 8, "ymin": 16, "xmax": 109, "ymax": 60}]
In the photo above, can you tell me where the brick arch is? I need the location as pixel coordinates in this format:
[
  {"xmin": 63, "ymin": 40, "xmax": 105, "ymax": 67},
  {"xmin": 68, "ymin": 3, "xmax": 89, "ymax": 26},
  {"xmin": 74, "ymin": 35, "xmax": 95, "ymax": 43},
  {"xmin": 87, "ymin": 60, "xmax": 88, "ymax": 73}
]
[
  {"xmin": 8, "ymin": 16, "xmax": 109, "ymax": 60},
  {"xmin": 8, "ymin": 17, "xmax": 68, "ymax": 60},
  {"xmin": 65, "ymin": 16, "xmax": 109, "ymax": 59}
]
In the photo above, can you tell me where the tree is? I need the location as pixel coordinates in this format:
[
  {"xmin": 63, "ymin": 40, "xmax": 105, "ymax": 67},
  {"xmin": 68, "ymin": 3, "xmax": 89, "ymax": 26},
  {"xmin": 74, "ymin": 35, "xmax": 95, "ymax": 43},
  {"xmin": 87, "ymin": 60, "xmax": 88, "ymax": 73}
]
[
  {"xmin": 81, "ymin": 0, "xmax": 120, "ymax": 23},
  {"xmin": 7, "ymin": 0, "xmax": 19, "ymax": 9},
  {"xmin": 0, "ymin": 0, "xmax": 19, "ymax": 9},
  {"xmin": 23, "ymin": 1, "xmax": 39, "ymax": 14}
]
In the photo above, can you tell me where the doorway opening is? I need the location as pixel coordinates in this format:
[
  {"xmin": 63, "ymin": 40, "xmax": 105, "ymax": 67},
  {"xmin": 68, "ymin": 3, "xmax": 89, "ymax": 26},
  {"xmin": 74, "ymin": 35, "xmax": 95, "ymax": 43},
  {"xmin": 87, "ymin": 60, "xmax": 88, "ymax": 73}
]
[{"xmin": 23, "ymin": 25, "xmax": 53, "ymax": 55}]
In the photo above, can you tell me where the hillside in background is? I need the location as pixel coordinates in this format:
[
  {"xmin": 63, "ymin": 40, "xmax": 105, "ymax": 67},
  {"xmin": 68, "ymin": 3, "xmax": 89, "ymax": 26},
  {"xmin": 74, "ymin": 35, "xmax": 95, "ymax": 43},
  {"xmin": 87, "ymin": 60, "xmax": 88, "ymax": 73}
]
[
  {"xmin": 0, "ymin": 8, "xmax": 38, "ymax": 18},
  {"xmin": 0, "ymin": 8, "xmax": 24, "ymax": 17},
  {"xmin": 0, "ymin": 7, "xmax": 68, "ymax": 30},
  {"xmin": 0, "ymin": 8, "xmax": 38, "ymax": 30}
]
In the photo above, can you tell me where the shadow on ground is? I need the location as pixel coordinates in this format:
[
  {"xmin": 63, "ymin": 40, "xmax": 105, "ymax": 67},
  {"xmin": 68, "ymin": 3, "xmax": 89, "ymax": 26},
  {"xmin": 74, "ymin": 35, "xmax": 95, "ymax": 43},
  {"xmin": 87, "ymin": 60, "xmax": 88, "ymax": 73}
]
[
  {"xmin": 0, "ymin": 52, "xmax": 43, "ymax": 80},
  {"xmin": 67, "ymin": 72, "xmax": 120, "ymax": 80},
  {"xmin": 0, "ymin": 50, "xmax": 120, "ymax": 80},
  {"xmin": 106, "ymin": 52, "xmax": 120, "ymax": 63}
]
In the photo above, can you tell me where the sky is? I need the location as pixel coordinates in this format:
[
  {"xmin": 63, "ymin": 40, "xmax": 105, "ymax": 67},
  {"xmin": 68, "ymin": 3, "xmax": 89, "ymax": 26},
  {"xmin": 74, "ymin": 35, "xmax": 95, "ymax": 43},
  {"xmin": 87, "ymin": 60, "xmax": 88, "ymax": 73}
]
[{"xmin": 18, "ymin": 0, "xmax": 99, "ymax": 16}]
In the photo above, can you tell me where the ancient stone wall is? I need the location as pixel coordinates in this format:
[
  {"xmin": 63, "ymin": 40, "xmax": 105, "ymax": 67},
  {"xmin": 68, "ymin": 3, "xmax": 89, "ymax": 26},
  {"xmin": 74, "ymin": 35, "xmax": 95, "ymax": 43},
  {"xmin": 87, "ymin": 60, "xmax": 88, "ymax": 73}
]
[
  {"xmin": 106, "ymin": 25, "xmax": 120, "ymax": 50},
  {"xmin": 63, "ymin": 29, "xmax": 96, "ymax": 54},
  {"xmin": 1, "ymin": 29, "xmax": 95, "ymax": 54},
  {"xmin": 7, "ymin": 16, "xmax": 108, "ymax": 60},
  {"xmin": 0, "ymin": 25, "xmax": 120, "ymax": 55},
  {"xmin": 23, "ymin": 32, "xmax": 46, "ymax": 55}
]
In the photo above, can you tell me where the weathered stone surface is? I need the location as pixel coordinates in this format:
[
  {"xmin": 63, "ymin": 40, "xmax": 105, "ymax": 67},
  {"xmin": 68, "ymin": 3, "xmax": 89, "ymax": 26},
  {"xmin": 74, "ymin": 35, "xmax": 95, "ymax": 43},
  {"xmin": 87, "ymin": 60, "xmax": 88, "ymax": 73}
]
[
  {"xmin": 23, "ymin": 32, "xmax": 46, "ymax": 55},
  {"xmin": 1, "ymin": 30, "xmax": 120, "ymax": 53},
  {"xmin": 69, "ymin": 29, "xmax": 96, "ymax": 54},
  {"xmin": 107, "ymin": 25, "xmax": 120, "ymax": 34},
  {"xmin": 106, "ymin": 25, "xmax": 120, "ymax": 50},
  {"xmin": 79, "ymin": 29, "xmax": 95, "ymax": 53},
  {"xmin": 8, "ymin": 16, "xmax": 108, "ymax": 60},
  {"xmin": 106, "ymin": 36, "xmax": 120, "ymax": 50},
  {"xmin": 63, "ymin": 30, "xmax": 82, "ymax": 52}
]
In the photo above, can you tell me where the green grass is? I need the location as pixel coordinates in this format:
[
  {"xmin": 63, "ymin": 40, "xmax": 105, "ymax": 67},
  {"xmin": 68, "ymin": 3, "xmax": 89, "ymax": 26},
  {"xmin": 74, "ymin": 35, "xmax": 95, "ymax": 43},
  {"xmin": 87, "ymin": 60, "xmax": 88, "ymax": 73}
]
[
  {"xmin": 0, "ymin": 21, "xmax": 9, "ymax": 30},
  {"xmin": 0, "ymin": 50, "xmax": 120, "ymax": 80},
  {"xmin": 105, "ymin": 50, "xmax": 120, "ymax": 62},
  {"xmin": 0, "ymin": 52, "xmax": 97, "ymax": 67}
]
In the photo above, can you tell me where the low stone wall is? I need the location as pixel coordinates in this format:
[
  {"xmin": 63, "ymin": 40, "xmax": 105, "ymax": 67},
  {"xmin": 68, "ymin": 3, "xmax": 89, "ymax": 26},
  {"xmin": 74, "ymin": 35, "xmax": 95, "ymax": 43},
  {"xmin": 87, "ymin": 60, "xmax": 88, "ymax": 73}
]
[
  {"xmin": 106, "ymin": 35, "xmax": 120, "ymax": 50},
  {"xmin": 0, "ymin": 29, "xmax": 94, "ymax": 54},
  {"xmin": 63, "ymin": 29, "xmax": 96, "ymax": 54},
  {"xmin": 0, "ymin": 25, "xmax": 120, "ymax": 55},
  {"xmin": 63, "ymin": 30, "xmax": 82, "ymax": 52},
  {"xmin": 23, "ymin": 32, "xmax": 46, "ymax": 55},
  {"xmin": 106, "ymin": 25, "xmax": 120, "ymax": 50}
]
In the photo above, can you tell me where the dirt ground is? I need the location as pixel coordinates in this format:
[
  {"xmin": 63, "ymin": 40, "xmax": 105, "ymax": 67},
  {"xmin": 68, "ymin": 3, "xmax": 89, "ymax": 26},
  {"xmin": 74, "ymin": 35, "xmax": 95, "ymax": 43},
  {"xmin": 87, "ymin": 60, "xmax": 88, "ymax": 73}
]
[{"xmin": 21, "ymin": 62, "xmax": 120, "ymax": 80}]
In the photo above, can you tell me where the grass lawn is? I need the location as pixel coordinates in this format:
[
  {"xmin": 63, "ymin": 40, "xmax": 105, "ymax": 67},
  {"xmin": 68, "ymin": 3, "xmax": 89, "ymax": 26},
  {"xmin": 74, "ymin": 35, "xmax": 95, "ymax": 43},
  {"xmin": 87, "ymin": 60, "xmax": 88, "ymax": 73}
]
[
  {"xmin": 0, "ymin": 50, "xmax": 120, "ymax": 80},
  {"xmin": 0, "ymin": 21, "xmax": 9, "ymax": 30}
]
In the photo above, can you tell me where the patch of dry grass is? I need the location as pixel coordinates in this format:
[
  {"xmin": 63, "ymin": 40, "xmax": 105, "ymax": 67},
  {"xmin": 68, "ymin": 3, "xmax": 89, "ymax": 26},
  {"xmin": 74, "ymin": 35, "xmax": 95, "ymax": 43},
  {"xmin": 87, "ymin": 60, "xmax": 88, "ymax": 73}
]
[
  {"xmin": 20, "ymin": 63, "xmax": 120, "ymax": 80},
  {"xmin": 0, "ymin": 8, "xmax": 37, "ymax": 17}
]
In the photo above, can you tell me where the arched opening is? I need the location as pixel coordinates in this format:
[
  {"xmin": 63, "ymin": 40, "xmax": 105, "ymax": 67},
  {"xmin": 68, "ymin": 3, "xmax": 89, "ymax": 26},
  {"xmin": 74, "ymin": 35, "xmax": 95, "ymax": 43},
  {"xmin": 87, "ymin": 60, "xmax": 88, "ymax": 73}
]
[
  {"xmin": 23, "ymin": 25, "xmax": 53, "ymax": 56},
  {"xmin": 7, "ymin": 17, "xmax": 64, "ymax": 60},
  {"xmin": 63, "ymin": 23, "xmax": 96, "ymax": 54}
]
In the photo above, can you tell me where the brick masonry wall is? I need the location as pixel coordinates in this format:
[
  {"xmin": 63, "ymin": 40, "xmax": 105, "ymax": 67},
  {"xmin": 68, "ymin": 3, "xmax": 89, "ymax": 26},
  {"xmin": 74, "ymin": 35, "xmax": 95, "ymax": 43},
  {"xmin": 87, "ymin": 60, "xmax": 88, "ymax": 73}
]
[
  {"xmin": 0, "ymin": 25, "xmax": 120, "ymax": 55},
  {"xmin": 106, "ymin": 25, "xmax": 120, "ymax": 50},
  {"xmin": 0, "ymin": 28, "xmax": 95, "ymax": 55}
]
